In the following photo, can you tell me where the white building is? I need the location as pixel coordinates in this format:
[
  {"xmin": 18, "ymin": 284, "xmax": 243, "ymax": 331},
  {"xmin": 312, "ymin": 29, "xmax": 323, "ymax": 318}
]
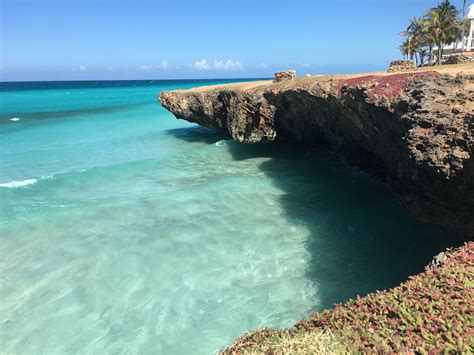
[{"xmin": 432, "ymin": 3, "xmax": 474, "ymax": 61}]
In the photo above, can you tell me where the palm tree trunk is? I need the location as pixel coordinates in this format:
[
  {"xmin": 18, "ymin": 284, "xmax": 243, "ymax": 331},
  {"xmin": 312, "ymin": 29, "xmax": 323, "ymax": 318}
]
[
  {"xmin": 461, "ymin": 0, "xmax": 467, "ymax": 52},
  {"xmin": 437, "ymin": 43, "xmax": 443, "ymax": 65}
]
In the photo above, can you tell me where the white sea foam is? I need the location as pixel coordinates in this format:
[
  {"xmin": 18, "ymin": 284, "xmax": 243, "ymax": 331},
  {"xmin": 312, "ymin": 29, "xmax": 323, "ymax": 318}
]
[
  {"xmin": 10, "ymin": 117, "xmax": 21, "ymax": 122},
  {"xmin": 215, "ymin": 140, "xmax": 226, "ymax": 146},
  {"xmin": 0, "ymin": 178, "xmax": 38, "ymax": 188}
]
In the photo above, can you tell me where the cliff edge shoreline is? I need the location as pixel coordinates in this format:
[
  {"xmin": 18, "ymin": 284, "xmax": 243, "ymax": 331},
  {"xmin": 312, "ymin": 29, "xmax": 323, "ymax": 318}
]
[{"xmin": 159, "ymin": 64, "xmax": 474, "ymax": 238}]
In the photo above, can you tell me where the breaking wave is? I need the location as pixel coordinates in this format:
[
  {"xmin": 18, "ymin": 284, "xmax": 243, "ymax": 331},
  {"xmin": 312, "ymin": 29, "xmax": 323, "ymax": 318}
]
[{"xmin": 0, "ymin": 178, "xmax": 38, "ymax": 188}]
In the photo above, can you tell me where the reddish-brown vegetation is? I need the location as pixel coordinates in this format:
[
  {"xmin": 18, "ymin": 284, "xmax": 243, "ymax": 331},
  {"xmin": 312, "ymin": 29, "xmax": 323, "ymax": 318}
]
[
  {"xmin": 295, "ymin": 242, "xmax": 474, "ymax": 352},
  {"xmin": 223, "ymin": 243, "xmax": 473, "ymax": 353},
  {"xmin": 337, "ymin": 71, "xmax": 440, "ymax": 100}
]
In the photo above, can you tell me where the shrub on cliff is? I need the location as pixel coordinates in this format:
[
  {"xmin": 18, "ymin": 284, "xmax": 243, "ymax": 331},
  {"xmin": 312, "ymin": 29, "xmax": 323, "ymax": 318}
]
[
  {"xmin": 223, "ymin": 242, "xmax": 473, "ymax": 353},
  {"xmin": 299, "ymin": 242, "xmax": 473, "ymax": 352}
]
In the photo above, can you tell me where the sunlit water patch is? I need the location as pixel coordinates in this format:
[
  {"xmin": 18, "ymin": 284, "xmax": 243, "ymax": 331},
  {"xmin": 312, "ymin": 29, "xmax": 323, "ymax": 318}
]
[{"xmin": 0, "ymin": 80, "xmax": 462, "ymax": 354}]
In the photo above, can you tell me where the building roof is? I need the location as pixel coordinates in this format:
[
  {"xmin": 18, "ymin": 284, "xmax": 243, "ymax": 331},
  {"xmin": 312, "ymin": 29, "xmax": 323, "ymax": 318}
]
[{"xmin": 466, "ymin": 3, "xmax": 474, "ymax": 20}]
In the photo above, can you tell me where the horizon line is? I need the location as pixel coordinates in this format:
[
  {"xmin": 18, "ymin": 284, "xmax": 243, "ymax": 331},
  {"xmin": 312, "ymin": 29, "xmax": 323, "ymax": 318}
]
[{"xmin": 0, "ymin": 77, "xmax": 272, "ymax": 84}]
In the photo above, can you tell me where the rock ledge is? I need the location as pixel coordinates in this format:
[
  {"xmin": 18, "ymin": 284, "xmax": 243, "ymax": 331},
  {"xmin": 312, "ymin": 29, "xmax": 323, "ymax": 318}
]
[{"xmin": 159, "ymin": 68, "xmax": 474, "ymax": 236}]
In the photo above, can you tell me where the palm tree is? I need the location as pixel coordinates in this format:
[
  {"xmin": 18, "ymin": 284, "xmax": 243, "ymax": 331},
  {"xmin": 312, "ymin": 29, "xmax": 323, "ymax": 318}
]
[
  {"xmin": 404, "ymin": 17, "xmax": 427, "ymax": 66},
  {"xmin": 419, "ymin": 48, "xmax": 428, "ymax": 66},
  {"xmin": 460, "ymin": 0, "xmax": 467, "ymax": 52},
  {"xmin": 424, "ymin": 31, "xmax": 437, "ymax": 64},
  {"xmin": 399, "ymin": 39, "xmax": 410, "ymax": 60},
  {"xmin": 449, "ymin": 19, "xmax": 463, "ymax": 50},
  {"xmin": 399, "ymin": 0, "xmax": 463, "ymax": 65},
  {"xmin": 425, "ymin": 0, "xmax": 460, "ymax": 64}
]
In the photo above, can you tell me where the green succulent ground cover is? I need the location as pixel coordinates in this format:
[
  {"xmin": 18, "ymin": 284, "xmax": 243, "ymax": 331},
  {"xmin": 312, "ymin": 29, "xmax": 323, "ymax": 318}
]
[{"xmin": 223, "ymin": 242, "xmax": 473, "ymax": 354}]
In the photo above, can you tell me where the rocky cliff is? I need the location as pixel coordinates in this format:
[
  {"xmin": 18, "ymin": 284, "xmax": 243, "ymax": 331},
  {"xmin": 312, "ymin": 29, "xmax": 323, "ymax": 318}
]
[{"xmin": 159, "ymin": 68, "xmax": 474, "ymax": 237}]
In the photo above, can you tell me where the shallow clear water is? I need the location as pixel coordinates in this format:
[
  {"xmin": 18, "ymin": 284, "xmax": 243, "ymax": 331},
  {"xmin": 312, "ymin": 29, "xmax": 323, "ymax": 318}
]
[{"xmin": 0, "ymin": 80, "xmax": 461, "ymax": 354}]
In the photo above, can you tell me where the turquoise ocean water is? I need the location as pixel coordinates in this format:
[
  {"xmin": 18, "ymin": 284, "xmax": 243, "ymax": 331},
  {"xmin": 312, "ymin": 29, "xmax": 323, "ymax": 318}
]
[{"xmin": 0, "ymin": 80, "xmax": 462, "ymax": 354}]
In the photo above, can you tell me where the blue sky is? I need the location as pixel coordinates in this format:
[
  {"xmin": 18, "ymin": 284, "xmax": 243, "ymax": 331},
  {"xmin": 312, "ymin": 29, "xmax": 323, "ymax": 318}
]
[{"xmin": 0, "ymin": 0, "xmax": 468, "ymax": 81}]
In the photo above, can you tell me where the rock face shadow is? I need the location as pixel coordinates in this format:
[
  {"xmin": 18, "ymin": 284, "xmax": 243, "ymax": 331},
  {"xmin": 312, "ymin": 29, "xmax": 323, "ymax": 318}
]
[
  {"xmin": 166, "ymin": 126, "xmax": 230, "ymax": 144},
  {"xmin": 167, "ymin": 126, "xmax": 463, "ymax": 311}
]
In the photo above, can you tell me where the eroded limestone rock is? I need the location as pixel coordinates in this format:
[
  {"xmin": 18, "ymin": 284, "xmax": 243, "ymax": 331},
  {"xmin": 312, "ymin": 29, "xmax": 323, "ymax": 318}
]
[
  {"xmin": 388, "ymin": 60, "xmax": 415, "ymax": 72},
  {"xmin": 158, "ymin": 72, "xmax": 474, "ymax": 236},
  {"xmin": 273, "ymin": 70, "xmax": 296, "ymax": 83}
]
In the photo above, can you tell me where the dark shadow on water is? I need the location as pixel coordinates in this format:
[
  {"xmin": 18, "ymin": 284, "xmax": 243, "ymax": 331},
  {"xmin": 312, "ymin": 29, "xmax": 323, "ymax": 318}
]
[
  {"xmin": 167, "ymin": 126, "xmax": 464, "ymax": 311},
  {"xmin": 165, "ymin": 126, "xmax": 230, "ymax": 144}
]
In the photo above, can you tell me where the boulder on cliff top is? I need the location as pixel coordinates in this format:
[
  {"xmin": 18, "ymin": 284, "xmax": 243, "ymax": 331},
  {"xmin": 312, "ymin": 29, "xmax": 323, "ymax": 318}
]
[
  {"xmin": 387, "ymin": 60, "xmax": 415, "ymax": 72},
  {"xmin": 445, "ymin": 52, "xmax": 474, "ymax": 65},
  {"xmin": 274, "ymin": 70, "xmax": 296, "ymax": 82}
]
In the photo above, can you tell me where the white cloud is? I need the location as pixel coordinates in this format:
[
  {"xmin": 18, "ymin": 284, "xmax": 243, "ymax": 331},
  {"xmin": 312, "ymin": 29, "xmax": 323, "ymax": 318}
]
[
  {"xmin": 214, "ymin": 59, "xmax": 243, "ymax": 70},
  {"xmin": 297, "ymin": 62, "xmax": 310, "ymax": 68},
  {"xmin": 73, "ymin": 65, "xmax": 86, "ymax": 72},
  {"xmin": 258, "ymin": 62, "xmax": 267, "ymax": 69},
  {"xmin": 159, "ymin": 60, "xmax": 168, "ymax": 69},
  {"xmin": 193, "ymin": 59, "xmax": 211, "ymax": 70},
  {"xmin": 191, "ymin": 59, "xmax": 243, "ymax": 71},
  {"xmin": 139, "ymin": 61, "xmax": 168, "ymax": 71}
]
